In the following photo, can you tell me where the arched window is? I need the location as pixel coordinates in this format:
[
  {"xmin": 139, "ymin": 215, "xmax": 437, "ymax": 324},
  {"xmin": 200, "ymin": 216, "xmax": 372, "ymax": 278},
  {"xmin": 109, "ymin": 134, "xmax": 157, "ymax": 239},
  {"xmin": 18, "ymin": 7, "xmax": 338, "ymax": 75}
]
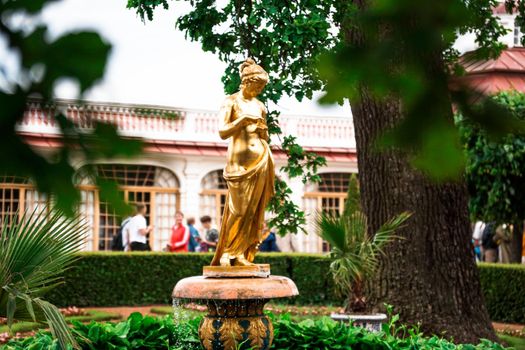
[
  {"xmin": 77, "ymin": 164, "xmax": 180, "ymax": 251},
  {"xmin": 303, "ymin": 172, "xmax": 354, "ymax": 252},
  {"xmin": 0, "ymin": 175, "xmax": 29, "ymax": 228},
  {"xmin": 200, "ymin": 170, "xmax": 227, "ymax": 226},
  {"xmin": 0, "ymin": 175, "xmax": 48, "ymax": 230}
]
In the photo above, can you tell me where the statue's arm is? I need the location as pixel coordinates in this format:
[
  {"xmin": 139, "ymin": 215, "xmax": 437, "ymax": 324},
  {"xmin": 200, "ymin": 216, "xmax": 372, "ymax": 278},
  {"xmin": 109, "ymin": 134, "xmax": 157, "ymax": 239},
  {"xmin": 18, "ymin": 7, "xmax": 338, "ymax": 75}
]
[
  {"xmin": 218, "ymin": 98, "xmax": 260, "ymax": 140},
  {"xmin": 218, "ymin": 98, "xmax": 237, "ymax": 140}
]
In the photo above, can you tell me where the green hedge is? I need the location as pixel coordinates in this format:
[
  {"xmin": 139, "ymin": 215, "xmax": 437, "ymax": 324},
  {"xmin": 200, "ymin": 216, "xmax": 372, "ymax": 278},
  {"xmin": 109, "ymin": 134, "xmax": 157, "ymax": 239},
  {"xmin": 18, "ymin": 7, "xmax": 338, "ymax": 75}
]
[
  {"xmin": 47, "ymin": 253, "xmax": 525, "ymax": 324},
  {"xmin": 478, "ymin": 263, "xmax": 525, "ymax": 324}
]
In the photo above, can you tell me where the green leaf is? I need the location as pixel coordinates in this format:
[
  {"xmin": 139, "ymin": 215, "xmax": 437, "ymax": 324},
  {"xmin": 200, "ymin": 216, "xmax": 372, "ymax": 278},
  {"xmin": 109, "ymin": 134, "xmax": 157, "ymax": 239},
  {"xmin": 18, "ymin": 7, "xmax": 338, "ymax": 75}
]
[
  {"xmin": 2, "ymin": 0, "xmax": 61, "ymax": 14},
  {"xmin": 46, "ymin": 32, "xmax": 111, "ymax": 93},
  {"xmin": 7, "ymin": 294, "xmax": 16, "ymax": 329}
]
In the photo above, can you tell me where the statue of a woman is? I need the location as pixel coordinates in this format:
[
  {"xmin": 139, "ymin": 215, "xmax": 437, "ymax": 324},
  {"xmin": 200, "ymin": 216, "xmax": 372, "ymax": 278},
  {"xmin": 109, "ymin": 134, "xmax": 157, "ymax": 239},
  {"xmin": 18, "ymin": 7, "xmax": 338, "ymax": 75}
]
[{"xmin": 211, "ymin": 58, "xmax": 275, "ymax": 267}]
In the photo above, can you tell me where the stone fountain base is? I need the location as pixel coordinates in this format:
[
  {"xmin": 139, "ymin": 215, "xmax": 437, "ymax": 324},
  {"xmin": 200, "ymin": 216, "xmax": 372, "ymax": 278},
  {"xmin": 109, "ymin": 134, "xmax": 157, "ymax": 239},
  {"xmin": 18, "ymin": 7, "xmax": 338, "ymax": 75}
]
[{"xmin": 173, "ymin": 266, "xmax": 298, "ymax": 350}]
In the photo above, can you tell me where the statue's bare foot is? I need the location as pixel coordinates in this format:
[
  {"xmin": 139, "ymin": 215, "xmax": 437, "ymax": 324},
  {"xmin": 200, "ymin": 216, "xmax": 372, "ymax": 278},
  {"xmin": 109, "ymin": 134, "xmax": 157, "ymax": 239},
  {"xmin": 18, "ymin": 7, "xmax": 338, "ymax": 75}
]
[
  {"xmin": 233, "ymin": 255, "xmax": 254, "ymax": 266},
  {"xmin": 219, "ymin": 253, "xmax": 231, "ymax": 267}
]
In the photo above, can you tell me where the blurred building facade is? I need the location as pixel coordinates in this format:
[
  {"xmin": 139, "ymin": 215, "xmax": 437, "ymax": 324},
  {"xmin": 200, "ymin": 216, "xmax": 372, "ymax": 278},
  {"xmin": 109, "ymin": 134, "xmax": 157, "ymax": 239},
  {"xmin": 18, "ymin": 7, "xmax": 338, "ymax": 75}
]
[
  {"xmin": 2, "ymin": 99, "xmax": 356, "ymax": 253},
  {"xmin": 4, "ymin": 2, "xmax": 524, "ymax": 254}
]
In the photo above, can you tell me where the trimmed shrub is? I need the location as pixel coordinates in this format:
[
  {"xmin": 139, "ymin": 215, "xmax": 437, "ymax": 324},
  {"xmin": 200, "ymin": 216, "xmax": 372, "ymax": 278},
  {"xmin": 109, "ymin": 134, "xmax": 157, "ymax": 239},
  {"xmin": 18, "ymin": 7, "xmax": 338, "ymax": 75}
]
[
  {"xmin": 48, "ymin": 252, "xmax": 212, "ymax": 307},
  {"xmin": 478, "ymin": 263, "xmax": 525, "ymax": 324},
  {"xmin": 286, "ymin": 254, "xmax": 338, "ymax": 304},
  {"xmin": 46, "ymin": 253, "xmax": 525, "ymax": 324}
]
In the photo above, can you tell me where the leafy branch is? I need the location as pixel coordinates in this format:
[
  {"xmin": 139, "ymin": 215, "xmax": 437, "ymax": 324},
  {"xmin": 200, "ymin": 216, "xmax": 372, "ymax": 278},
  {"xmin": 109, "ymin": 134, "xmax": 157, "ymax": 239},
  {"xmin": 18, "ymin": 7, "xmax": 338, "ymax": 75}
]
[
  {"xmin": 0, "ymin": 1, "xmax": 142, "ymax": 215},
  {"xmin": 127, "ymin": 0, "xmax": 336, "ymax": 235}
]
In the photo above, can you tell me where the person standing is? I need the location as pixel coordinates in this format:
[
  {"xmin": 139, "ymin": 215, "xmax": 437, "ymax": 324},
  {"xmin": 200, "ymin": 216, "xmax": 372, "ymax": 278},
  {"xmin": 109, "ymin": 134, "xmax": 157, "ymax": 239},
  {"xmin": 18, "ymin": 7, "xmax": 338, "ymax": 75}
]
[
  {"xmin": 472, "ymin": 221, "xmax": 485, "ymax": 262},
  {"xmin": 200, "ymin": 215, "xmax": 219, "ymax": 252},
  {"xmin": 495, "ymin": 224, "xmax": 512, "ymax": 263},
  {"xmin": 187, "ymin": 217, "xmax": 201, "ymax": 252},
  {"xmin": 522, "ymin": 226, "xmax": 525, "ymax": 264},
  {"xmin": 128, "ymin": 203, "xmax": 153, "ymax": 251},
  {"xmin": 168, "ymin": 211, "xmax": 190, "ymax": 252},
  {"xmin": 259, "ymin": 222, "xmax": 280, "ymax": 252},
  {"xmin": 110, "ymin": 216, "xmax": 131, "ymax": 251},
  {"xmin": 481, "ymin": 222, "xmax": 498, "ymax": 262}
]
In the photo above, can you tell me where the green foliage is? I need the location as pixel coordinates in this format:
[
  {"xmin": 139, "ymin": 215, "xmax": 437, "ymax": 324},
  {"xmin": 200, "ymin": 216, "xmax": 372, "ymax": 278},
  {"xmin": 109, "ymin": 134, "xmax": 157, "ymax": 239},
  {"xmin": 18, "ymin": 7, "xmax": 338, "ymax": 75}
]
[
  {"xmin": 267, "ymin": 179, "xmax": 307, "ymax": 236},
  {"xmin": 42, "ymin": 253, "xmax": 524, "ymax": 323},
  {"xmin": 126, "ymin": 0, "xmax": 335, "ymax": 235},
  {"xmin": 46, "ymin": 253, "xmax": 212, "ymax": 307},
  {"xmin": 316, "ymin": 199, "xmax": 410, "ymax": 311},
  {"xmin": 322, "ymin": 0, "xmax": 525, "ymax": 179},
  {"xmin": 126, "ymin": 0, "xmax": 525, "ymax": 183},
  {"xmin": 2, "ymin": 312, "xmax": 512, "ymax": 350},
  {"xmin": 1, "ymin": 313, "xmax": 201, "ymax": 350},
  {"xmin": 498, "ymin": 334, "xmax": 525, "ymax": 350},
  {"xmin": 279, "ymin": 136, "xmax": 327, "ymax": 185},
  {"xmin": 286, "ymin": 254, "xmax": 339, "ymax": 304},
  {"xmin": 44, "ymin": 253, "xmax": 337, "ymax": 307},
  {"xmin": 0, "ymin": 207, "xmax": 88, "ymax": 349},
  {"xmin": 0, "ymin": 1, "xmax": 142, "ymax": 216},
  {"xmin": 272, "ymin": 313, "xmax": 507, "ymax": 350},
  {"xmin": 479, "ymin": 263, "xmax": 525, "ymax": 324},
  {"xmin": 0, "ymin": 310, "xmax": 119, "ymax": 334},
  {"xmin": 459, "ymin": 91, "xmax": 525, "ymax": 223},
  {"xmin": 342, "ymin": 174, "xmax": 360, "ymax": 218}
]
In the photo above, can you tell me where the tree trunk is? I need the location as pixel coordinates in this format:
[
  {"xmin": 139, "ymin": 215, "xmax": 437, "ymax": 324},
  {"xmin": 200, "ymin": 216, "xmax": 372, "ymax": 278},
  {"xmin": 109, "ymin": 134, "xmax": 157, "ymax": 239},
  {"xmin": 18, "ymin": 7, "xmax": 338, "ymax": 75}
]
[
  {"xmin": 510, "ymin": 221, "xmax": 523, "ymax": 263},
  {"xmin": 340, "ymin": 1, "xmax": 497, "ymax": 343}
]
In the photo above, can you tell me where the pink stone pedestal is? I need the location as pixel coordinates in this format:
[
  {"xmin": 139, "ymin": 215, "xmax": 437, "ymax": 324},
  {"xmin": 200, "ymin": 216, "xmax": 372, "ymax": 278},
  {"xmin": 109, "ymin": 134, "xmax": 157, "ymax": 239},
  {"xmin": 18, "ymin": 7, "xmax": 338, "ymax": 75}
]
[{"xmin": 173, "ymin": 274, "xmax": 298, "ymax": 350}]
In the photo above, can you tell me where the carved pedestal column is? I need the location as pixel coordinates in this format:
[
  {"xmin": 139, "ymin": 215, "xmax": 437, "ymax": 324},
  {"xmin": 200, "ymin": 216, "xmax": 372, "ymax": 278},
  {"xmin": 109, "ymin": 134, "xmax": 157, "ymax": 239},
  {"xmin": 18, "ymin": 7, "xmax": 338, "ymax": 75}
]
[{"xmin": 199, "ymin": 299, "xmax": 272, "ymax": 350}]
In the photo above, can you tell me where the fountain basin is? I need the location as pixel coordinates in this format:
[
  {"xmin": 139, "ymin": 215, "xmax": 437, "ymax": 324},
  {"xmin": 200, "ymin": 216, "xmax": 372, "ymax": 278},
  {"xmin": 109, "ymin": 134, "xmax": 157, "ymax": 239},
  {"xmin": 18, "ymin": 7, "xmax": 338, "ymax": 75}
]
[
  {"xmin": 173, "ymin": 275, "xmax": 298, "ymax": 350},
  {"xmin": 173, "ymin": 275, "xmax": 298, "ymax": 300}
]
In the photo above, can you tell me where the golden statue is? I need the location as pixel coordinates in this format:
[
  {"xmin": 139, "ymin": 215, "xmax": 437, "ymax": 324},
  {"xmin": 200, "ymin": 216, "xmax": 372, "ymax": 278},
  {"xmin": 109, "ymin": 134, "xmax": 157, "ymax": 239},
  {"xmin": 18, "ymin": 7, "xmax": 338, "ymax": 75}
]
[{"xmin": 211, "ymin": 58, "xmax": 275, "ymax": 267}]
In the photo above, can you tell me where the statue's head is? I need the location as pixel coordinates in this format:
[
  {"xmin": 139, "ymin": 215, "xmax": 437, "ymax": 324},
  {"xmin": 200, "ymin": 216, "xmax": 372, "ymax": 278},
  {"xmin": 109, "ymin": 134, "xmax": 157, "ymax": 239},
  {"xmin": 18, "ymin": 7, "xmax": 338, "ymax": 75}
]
[{"xmin": 240, "ymin": 58, "xmax": 268, "ymax": 97}]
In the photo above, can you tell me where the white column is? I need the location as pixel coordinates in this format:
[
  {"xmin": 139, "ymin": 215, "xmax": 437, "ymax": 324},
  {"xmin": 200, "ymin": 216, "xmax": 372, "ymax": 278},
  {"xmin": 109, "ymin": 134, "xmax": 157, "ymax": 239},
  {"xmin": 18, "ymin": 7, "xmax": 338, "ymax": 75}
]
[{"xmin": 182, "ymin": 169, "xmax": 201, "ymax": 220}]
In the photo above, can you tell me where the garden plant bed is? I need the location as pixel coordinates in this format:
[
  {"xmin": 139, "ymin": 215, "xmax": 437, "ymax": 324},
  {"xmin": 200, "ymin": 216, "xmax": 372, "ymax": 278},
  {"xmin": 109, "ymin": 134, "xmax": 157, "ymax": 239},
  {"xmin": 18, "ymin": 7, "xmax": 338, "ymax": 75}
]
[
  {"xmin": 0, "ymin": 312, "xmax": 521, "ymax": 350},
  {"xmin": 0, "ymin": 310, "xmax": 120, "ymax": 344}
]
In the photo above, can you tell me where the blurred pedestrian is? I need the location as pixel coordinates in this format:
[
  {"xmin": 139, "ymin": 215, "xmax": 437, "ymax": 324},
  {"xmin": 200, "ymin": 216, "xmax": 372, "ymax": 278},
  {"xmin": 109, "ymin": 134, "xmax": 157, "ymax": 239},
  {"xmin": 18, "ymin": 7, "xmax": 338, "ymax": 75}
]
[
  {"xmin": 187, "ymin": 217, "xmax": 201, "ymax": 252},
  {"xmin": 472, "ymin": 221, "xmax": 484, "ymax": 262},
  {"xmin": 128, "ymin": 203, "xmax": 153, "ymax": 251},
  {"xmin": 111, "ymin": 216, "xmax": 131, "ymax": 252},
  {"xmin": 200, "ymin": 215, "xmax": 219, "ymax": 252},
  {"xmin": 481, "ymin": 222, "xmax": 498, "ymax": 262},
  {"xmin": 522, "ymin": 226, "xmax": 525, "ymax": 264},
  {"xmin": 168, "ymin": 211, "xmax": 190, "ymax": 252},
  {"xmin": 259, "ymin": 222, "xmax": 280, "ymax": 252},
  {"xmin": 495, "ymin": 224, "xmax": 512, "ymax": 263}
]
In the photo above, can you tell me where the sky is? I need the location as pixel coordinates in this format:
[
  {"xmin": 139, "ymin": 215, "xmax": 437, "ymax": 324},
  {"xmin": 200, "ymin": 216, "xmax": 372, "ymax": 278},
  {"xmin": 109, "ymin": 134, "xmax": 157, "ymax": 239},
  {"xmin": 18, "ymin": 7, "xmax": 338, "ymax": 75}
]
[
  {"xmin": 19, "ymin": 0, "xmax": 352, "ymax": 117},
  {"xmin": 1, "ymin": 1, "xmax": 513, "ymax": 118}
]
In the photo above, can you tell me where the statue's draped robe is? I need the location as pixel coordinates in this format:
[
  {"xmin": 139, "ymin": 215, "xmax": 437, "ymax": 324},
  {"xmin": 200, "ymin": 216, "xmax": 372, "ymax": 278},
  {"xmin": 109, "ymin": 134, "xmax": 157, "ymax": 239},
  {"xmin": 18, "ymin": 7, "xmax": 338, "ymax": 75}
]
[{"xmin": 211, "ymin": 141, "xmax": 274, "ymax": 265}]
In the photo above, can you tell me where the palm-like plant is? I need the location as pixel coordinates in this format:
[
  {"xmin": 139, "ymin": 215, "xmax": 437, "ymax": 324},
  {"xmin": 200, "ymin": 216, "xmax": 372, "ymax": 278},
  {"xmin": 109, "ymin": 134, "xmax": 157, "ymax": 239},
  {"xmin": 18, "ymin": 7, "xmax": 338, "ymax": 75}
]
[
  {"xmin": 316, "ymin": 175, "xmax": 411, "ymax": 313},
  {"xmin": 0, "ymin": 208, "xmax": 88, "ymax": 349}
]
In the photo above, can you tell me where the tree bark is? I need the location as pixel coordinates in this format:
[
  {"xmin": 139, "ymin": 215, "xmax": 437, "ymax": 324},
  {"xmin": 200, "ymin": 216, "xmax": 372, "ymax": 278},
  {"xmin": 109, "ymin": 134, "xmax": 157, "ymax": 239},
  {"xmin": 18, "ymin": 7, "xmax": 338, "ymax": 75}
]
[
  {"xmin": 340, "ymin": 1, "xmax": 497, "ymax": 343},
  {"xmin": 510, "ymin": 221, "xmax": 523, "ymax": 263}
]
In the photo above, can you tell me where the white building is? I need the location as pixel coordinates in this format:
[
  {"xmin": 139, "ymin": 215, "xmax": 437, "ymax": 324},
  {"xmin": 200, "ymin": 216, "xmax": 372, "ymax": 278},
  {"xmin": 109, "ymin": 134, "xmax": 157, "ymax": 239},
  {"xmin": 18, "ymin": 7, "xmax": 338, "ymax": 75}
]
[{"xmin": 2, "ymin": 99, "xmax": 356, "ymax": 253}]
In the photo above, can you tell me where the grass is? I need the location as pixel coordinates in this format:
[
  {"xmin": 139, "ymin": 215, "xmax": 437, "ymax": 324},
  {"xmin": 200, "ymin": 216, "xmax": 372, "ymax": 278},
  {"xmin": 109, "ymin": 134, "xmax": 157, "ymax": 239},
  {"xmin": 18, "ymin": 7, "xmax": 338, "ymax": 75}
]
[
  {"xmin": 150, "ymin": 306, "xmax": 203, "ymax": 319},
  {"xmin": 0, "ymin": 310, "xmax": 120, "ymax": 334},
  {"xmin": 499, "ymin": 334, "xmax": 525, "ymax": 350}
]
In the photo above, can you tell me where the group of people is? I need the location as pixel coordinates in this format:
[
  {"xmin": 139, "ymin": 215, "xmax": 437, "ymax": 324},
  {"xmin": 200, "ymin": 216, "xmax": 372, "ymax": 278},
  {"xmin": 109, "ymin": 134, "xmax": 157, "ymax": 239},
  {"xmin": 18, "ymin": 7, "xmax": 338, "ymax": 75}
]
[
  {"xmin": 111, "ymin": 203, "xmax": 280, "ymax": 253},
  {"xmin": 167, "ymin": 211, "xmax": 219, "ymax": 253},
  {"xmin": 472, "ymin": 221, "xmax": 525, "ymax": 263}
]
